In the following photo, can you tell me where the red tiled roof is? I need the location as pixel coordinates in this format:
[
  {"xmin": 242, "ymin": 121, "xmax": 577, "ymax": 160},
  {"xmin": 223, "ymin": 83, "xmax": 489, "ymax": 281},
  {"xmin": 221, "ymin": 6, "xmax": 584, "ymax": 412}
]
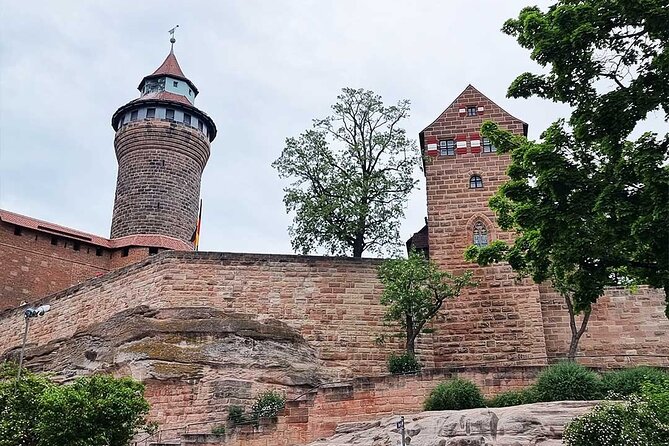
[
  {"xmin": 0, "ymin": 209, "xmax": 192, "ymax": 251},
  {"xmin": 131, "ymin": 91, "xmax": 192, "ymax": 106},
  {"xmin": 152, "ymin": 49, "xmax": 186, "ymax": 78}
]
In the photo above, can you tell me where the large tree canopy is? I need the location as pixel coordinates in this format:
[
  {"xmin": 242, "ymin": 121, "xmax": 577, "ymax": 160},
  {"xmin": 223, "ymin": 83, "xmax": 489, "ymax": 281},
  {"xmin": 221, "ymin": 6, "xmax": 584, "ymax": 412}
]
[
  {"xmin": 273, "ymin": 88, "xmax": 419, "ymax": 257},
  {"xmin": 466, "ymin": 0, "xmax": 668, "ymax": 336},
  {"xmin": 0, "ymin": 364, "xmax": 155, "ymax": 446}
]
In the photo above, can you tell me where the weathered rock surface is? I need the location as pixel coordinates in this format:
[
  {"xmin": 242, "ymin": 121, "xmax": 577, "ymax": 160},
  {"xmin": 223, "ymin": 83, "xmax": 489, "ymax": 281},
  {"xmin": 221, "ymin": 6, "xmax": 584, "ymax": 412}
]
[
  {"xmin": 308, "ymin": 401, "xmax": 599, "ymax": 446},
  {"xmin": 3, "ymin": 305, "xmax": 349, "ymax": 386}
]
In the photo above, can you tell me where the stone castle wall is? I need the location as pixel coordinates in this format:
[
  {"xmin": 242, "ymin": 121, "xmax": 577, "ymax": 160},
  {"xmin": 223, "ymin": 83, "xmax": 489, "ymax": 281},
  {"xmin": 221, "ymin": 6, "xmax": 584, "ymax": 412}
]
[
  {"xmin": 2, "ymin": 251, "xmax": 667, "ymax": 371},
  {"xmin": 1, "ymin": 250, "xmax": 667, "ymax": 441},
  {"xmin": 0, "ymin": 221, "xmax": 159, "ymax": 311},
  {"xmin": 539, "ymin": 284, "xmax": 669, "ymax": 367}
]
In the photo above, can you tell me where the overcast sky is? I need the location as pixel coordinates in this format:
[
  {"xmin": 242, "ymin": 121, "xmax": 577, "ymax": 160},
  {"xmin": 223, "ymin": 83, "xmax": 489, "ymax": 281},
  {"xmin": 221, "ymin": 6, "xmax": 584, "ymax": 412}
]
[{"xmin": 1, "ymin": 1, "xmax": 664, "ymax": 256}]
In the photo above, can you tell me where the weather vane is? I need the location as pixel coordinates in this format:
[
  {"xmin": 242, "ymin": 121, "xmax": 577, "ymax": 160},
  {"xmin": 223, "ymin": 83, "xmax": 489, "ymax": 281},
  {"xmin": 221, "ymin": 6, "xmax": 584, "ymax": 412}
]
[{"xmin": 169, "ymin": 25, "xmax": 179, "ymax": 50}]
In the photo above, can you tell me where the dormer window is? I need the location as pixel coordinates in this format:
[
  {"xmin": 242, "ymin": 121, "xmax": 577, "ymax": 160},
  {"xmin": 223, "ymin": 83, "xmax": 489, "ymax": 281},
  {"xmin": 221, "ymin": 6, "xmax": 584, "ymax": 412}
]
[
  {"xmin": 466, "ymin": 106, "xmax": 477, "ymax": 117},
  {"xmin": 173, "ymin": 81, "xmax": 179, "ymax": 87}
]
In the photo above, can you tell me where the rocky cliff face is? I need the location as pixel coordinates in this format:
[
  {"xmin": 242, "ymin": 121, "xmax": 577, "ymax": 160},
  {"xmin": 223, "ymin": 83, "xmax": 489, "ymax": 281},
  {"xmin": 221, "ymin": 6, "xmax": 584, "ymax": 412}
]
[
  {"xmin": 4, "ymin": 305, "xmax": 350, "ymax": 386},
  {"xmin": 307, "ymin": 401, "xmax": 599, "ymax": 446}
]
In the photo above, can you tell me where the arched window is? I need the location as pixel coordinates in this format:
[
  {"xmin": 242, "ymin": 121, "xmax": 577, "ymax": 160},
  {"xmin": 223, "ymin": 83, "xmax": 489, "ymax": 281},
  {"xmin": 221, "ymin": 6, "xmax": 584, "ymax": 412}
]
[
  {"xmin": 473, "ymin": 220, "xmax": 488, "ymax": 247},
  {"xmin": 469, "ymin": 175, "xmax": 483, "ymax": 189}
]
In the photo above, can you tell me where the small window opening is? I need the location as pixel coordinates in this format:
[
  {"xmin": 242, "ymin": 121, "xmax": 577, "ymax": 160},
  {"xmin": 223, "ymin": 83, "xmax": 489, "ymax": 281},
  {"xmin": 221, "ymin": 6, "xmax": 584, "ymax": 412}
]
[
  {"xmin": 165, "ymin": 109, "xmax": 175, "ymax": 120},
  {"xmin": 188, "ymin": 89, "xmax": 192, "ymax": 96},
  {"xmin": 198, "ymin": 121, "xmax": 204, "ymax": 131},
  {"xmin": 482, "ymin": 137, "xmax": 496, "ymax": 153},
  {"xmin": 13, "ymin": 225, "xmax": 22, "ymax": 236},
  {"xmin": 73, "ymin": 242, "xmax": 80, "ymax": 251},
  {"xmin": 149, "ymin": 247, "xmax": 159, "ymax": 255},
  {"xmin": 146, "ymin": 108, "xmax": 156, "ymax": 118},
  {"xmin": 51, "ymin": 236, "xmax": 58, "ymax": 246},
  {"xmin": 118, "ymin": 115, "xmax": 125, "ymax": 126},
  {"xmin": 130, "ymin": 110, "xmax": 138, "ymax": 121},
  {"xmin": 95, "ymin": 247, "xmax": 103, "ymax": 256},
  {"xmin": 469, "ymin": 175, "xmax": 483, "ymax": 189},
  {"xmin": 121, "ymin": 247, "xmax": 129, "ymax": 257},
  {"xmin": 466, "ymin": 106, "xmax": 477, "ymax": 117},
  {"xmin": 183, "ymin": 114, "xmax": 191, "ymax": 125},
  {"xmin": 439, "ymin": 140, "xmax": 456, "ymax": 156},
  {"xmin": 473, "ymin": 221, "xmax": 489, "ymax": 247},
  {"xmin": 173, "ymin": 81, "xmax": 179, "ymax": 87}
]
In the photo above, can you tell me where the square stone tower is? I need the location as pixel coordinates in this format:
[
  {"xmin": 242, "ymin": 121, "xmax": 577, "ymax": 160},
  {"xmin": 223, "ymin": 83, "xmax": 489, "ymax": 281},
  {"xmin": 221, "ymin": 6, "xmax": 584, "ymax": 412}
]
[{"xmin": 417, "ymin": 85, "xmax": 548, "ymax": 366}]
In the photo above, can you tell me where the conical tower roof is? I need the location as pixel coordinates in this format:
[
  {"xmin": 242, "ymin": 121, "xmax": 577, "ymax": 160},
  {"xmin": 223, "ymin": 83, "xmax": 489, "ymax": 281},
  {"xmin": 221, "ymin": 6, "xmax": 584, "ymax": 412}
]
[
  {"xmin": 151, "ymin": 48, "xmax": 187, "ymax": 78},
  {"xmin": 137, "ymin": 49, "xmax": 198, "ymax": 96}
]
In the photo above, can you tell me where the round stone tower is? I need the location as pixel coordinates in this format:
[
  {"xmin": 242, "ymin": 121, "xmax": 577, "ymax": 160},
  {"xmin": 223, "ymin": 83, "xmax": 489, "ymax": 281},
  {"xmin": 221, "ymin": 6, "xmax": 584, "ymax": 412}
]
[{"xmin": 110, "ymin": 45, "xmax": 216, "ymax": 246}]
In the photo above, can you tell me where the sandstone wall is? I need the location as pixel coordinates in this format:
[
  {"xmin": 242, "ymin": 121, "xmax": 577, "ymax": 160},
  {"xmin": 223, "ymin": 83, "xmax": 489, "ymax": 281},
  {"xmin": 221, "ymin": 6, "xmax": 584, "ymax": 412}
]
[
  {"xmin": 0, "ymin": 252, "xmax": 407, "ymax": 375},
  {"xmin": 540, "ymin": 284, "xmax": 669, "ymax": 366},
  {"xmin": 138, "ymin": 366, "xmax": 545, "ymax": 445}
]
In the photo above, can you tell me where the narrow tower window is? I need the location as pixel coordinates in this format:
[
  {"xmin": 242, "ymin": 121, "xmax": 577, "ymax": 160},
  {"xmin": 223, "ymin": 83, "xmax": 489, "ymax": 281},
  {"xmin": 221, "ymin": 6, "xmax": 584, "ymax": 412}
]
[
  {"xmin": 165, "ymin": 109, "xmax": 175, "ymax": 120},
  {"xmin": 146, "ymin": 108, "xmax": 156, "ymax": 118},
  {"xmin": 183, "ymin": 114, "xmax": 191, "ymax": 125},
  {"xmin": 473, "ymin": 221, "xmax": 488, "ymax": 247},
  {"xmin": 130, "ymin": 110, "xmax": 138, "ymax": 122},
  {"xmin": 198, "ymin": 121, "xmax": 204, "ymax": 132},
  {"xmin": 173, "ymin": 81, "xmax": 179, "ymax": 87},
  {"xmin": 469, "ymin": 175, "xmax": 483, "ymax": 189}
]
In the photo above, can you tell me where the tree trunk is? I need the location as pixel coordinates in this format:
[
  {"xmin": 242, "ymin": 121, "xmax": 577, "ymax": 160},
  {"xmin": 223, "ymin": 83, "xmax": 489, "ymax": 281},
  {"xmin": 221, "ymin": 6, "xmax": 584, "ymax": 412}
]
[
  {"xmin": 564, "ymin": 294, "xmax": 592, "ymax": 361},
  {"xmin": 406, "ymin": 314, "xmax": 416, "ymax": 356},
  {"xmin": 352, "ymin": 232, "xmax": 364, "ymax": 258}
]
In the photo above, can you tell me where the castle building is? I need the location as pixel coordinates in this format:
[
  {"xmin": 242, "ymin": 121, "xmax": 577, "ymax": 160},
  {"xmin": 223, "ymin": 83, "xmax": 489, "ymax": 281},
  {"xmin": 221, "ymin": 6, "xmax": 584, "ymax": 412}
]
[
  {"xmin": 0, "ymin": 44, "xmax": 667, "ymax": 444},
  {"xmin": 0, "ymin": 46, "xmax": 214, "ymax": 311}
]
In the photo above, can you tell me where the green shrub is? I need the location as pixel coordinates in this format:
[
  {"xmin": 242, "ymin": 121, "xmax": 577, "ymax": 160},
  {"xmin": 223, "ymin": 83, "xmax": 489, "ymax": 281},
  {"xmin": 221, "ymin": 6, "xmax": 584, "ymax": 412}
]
[
  {"xmin": 211, "ymin": 425, "xmax": 226, "ymax": 435},
  {"xmin": 563, "ymin": 396, "xmax": 669, "ymax": 445},
  {"xmin": 535, "ymin": 362, "xmax": 603, "ymax": 402},
  {"xmin": 424, "ymin": 378, "xmax": 485, "ymax": 411},
  {"xmin": 601, "ymin": 366, "xmax": 669, "ymax": 397},
  {"xmin": 486, "ymin": 387, "xmax": 539, "ymax": 407},
  {"xmin": 387, "ymin": 353, "xmax": 421, "ymax": 374},
  {"xmin": 641, "ymin": 375, "xmax": 669, "ymax": 426},
  {"xmin": 227, "ymin": 405, "xmax": 245, "ymax": 424},
  {"xmin": 251, "ymin": 390, "xmax": 286, "ymax": 419}
]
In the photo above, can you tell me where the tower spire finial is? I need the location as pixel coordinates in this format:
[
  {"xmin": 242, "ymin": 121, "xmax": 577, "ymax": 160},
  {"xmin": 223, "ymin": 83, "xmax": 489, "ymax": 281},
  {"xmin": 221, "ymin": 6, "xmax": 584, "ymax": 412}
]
[{"xmin": 168, "ymin": 25, "xmax": 179, "ymax": 51}]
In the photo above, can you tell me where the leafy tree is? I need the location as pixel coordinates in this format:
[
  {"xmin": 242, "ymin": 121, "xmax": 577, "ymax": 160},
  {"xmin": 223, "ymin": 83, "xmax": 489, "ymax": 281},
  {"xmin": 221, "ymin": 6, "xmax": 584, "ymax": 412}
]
[
  {"xmin": 273, "ymin": 88, "xmax": 419, "ymax": 257},
  {"xmin": 378, "ymin": 251, "xmax": 474, "ymax": 356},
  {"xmin": 466, "ymin": 0, "xmax": 669, "ymax": 359},
  {"xmin": 0, "ymin": 363, "xmax": 155, "ymax": 446}
]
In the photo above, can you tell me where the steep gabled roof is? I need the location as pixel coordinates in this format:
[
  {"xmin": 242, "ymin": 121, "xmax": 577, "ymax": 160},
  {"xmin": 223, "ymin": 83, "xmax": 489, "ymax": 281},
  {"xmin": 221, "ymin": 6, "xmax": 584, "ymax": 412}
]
[{"xmin": 420, "ymin": 84, "xmax": 528, "ymax": 136}]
